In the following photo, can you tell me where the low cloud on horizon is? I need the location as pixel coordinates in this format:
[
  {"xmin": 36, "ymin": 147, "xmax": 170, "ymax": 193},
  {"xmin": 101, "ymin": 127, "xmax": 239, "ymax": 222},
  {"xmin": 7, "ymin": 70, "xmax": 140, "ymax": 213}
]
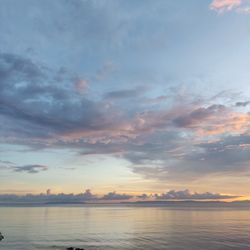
[{"xmin": 0, "ymin": 189, "xmax": 240, "ymax": 203}]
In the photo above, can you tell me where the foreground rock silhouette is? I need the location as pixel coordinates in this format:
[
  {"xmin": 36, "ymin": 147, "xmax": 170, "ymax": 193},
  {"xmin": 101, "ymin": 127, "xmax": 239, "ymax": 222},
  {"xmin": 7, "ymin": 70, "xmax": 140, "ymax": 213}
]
[
  {"xmin": 0, "ymin": 232, "xmax": 4, "ymax": 241},
  {"xmin": 66, "ymin": 248, "xmax": 84, "ymax": 250}
]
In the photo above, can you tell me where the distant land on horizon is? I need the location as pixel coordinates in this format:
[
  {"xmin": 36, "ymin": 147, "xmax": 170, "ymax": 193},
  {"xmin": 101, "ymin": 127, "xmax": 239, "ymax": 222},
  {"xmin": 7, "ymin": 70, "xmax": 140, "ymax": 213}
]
[{"xmin": 2, "ymin": 200, "xmax": 250, "ymax": 207}]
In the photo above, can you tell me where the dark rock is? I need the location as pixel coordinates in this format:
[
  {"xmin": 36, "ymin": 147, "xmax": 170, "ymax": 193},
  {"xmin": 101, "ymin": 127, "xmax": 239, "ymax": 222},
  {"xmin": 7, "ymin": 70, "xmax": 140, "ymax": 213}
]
[
  {"xmin": 66, "ymin": 248, "xmax": 84, "ymax": 250},
  {"xmin": 0, "ymin": 232, "xmax": 4, "ymax": 241}
]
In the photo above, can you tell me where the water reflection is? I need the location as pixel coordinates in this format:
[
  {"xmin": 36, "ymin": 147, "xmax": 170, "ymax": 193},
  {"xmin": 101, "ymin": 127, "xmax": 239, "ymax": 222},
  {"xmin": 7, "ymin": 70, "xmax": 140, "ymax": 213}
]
[{"xmin": 1, "ymin": 205, "xmax": 250, "ymax": 250}]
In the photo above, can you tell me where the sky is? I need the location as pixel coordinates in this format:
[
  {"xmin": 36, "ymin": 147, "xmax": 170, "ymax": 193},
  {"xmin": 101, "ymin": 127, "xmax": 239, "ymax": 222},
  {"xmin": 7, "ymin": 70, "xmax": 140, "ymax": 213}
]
[{"xmin": 1, "ymin": 0, "xmax": 250, "ymax": 201}]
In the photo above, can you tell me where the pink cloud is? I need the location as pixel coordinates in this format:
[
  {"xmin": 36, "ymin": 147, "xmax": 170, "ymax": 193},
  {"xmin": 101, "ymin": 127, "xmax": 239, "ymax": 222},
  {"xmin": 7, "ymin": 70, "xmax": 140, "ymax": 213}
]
[
  {"xmin": 210, "ymin": 0, "xmax": 242, "ymax": 12},
  {"xmin": 58, "ymin": 99, "xmax": 250, "ymax": 147}
]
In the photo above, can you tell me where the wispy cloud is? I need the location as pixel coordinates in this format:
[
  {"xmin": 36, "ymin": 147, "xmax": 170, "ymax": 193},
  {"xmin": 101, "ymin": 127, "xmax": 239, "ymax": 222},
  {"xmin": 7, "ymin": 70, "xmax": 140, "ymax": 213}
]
[
  {"xmin": 210, "ymin": 0, "xmax": 250, "ymax": 13},
  {"xmin": 12, "ymin": 165, "xmax": 48, "ymax": 174},
  {"xmin": 235, "ymin": 101, "xmax": 250, "ymax": 107},
  {"xmin": 210, "ymin": 0, "xmax": 241, "ymax": 12},
  {"xmin": 0, "ymin": 161, "xmax": 48, "ymax": 174},
  {"xmin": 104, "ymin": 86, "xmax": 147, "ymax": 100}
]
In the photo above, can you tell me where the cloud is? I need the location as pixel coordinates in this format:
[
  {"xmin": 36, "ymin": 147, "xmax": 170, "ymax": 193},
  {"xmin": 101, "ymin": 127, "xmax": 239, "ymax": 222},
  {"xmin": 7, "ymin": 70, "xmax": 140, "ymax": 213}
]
[
  {"xmin": 210, "ymin": 0, "xmax": 250, "ymax": 13},
  {"xmin": 210, "ymin": 0, "xmax": 242, "ymax": 12},
  {"xmin": 0, "ymin": 189, "xmax": 97, "ymax": 203},
  {"xmin": 74, "ymin": 78, "xmax": 88, "ymax": 93},
  {"xmin": 104, "ymin": 86, "xmax": 147, "ymax": 100},
  {"xmin": 0, "ymin": 189, "xmax": 238, "ymax": 203},
  {"xmin": 0, "ymin": 53, "xmax": 121, "ymax": 143},
  {"xmin": 132, "ymin": 132, "xmax": 250, "ymax": 181},
  {"xmin": 0, "ymin": 53, "xmax": 160, "ymax": 150},
  {"xmin": 0, "ymin": 161, "xmax": 48, "ymax": 174},
  {"xmin": 136, "ymin": 193, "xmax": 149, "ymax": 199},
  {"xmin": 2, "ymin": 53, "xmax": 250, "ymax": 183},
  {"xmin": 173, "ymin": 104, "xmax": 225, "ymax": 128},
  {"xmin": 101, "ymin": 191, "xmax": 133, "ymax": 200},
  {"xmin": 12, "ymin": 165, "xmax": 48, "ymax": 174},
  {"xmin": 0, "ymin": 160, "xmax": 14, "ymax": 165},
  {"xmin": 235, "ymin": 101, "xmax": 250, "ymax": 107},
  {"xmin": 82, "ymin": 189, "xmax": 96, "ymax": 200},
  {"xmin": 155, "ymin": 189, "xmax": 239, "ymax": 200},
  {"xmin": 173, "ymin": 104, "xmax": 250, "ymax": 136}
]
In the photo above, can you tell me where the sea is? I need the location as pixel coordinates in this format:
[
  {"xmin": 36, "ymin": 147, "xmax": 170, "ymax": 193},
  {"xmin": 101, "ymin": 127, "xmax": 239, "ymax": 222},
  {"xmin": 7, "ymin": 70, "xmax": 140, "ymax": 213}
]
[{"xmin": 1, "ymin": 204, "xmax": 250, "ymax": 250}]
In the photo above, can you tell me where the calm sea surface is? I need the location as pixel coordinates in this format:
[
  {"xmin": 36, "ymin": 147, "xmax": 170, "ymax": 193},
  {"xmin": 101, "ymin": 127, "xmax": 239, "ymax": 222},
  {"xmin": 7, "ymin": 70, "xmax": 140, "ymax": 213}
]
[{"xmin": 1, "ymin": 205, "xmax": 250, "ymax": 250}]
